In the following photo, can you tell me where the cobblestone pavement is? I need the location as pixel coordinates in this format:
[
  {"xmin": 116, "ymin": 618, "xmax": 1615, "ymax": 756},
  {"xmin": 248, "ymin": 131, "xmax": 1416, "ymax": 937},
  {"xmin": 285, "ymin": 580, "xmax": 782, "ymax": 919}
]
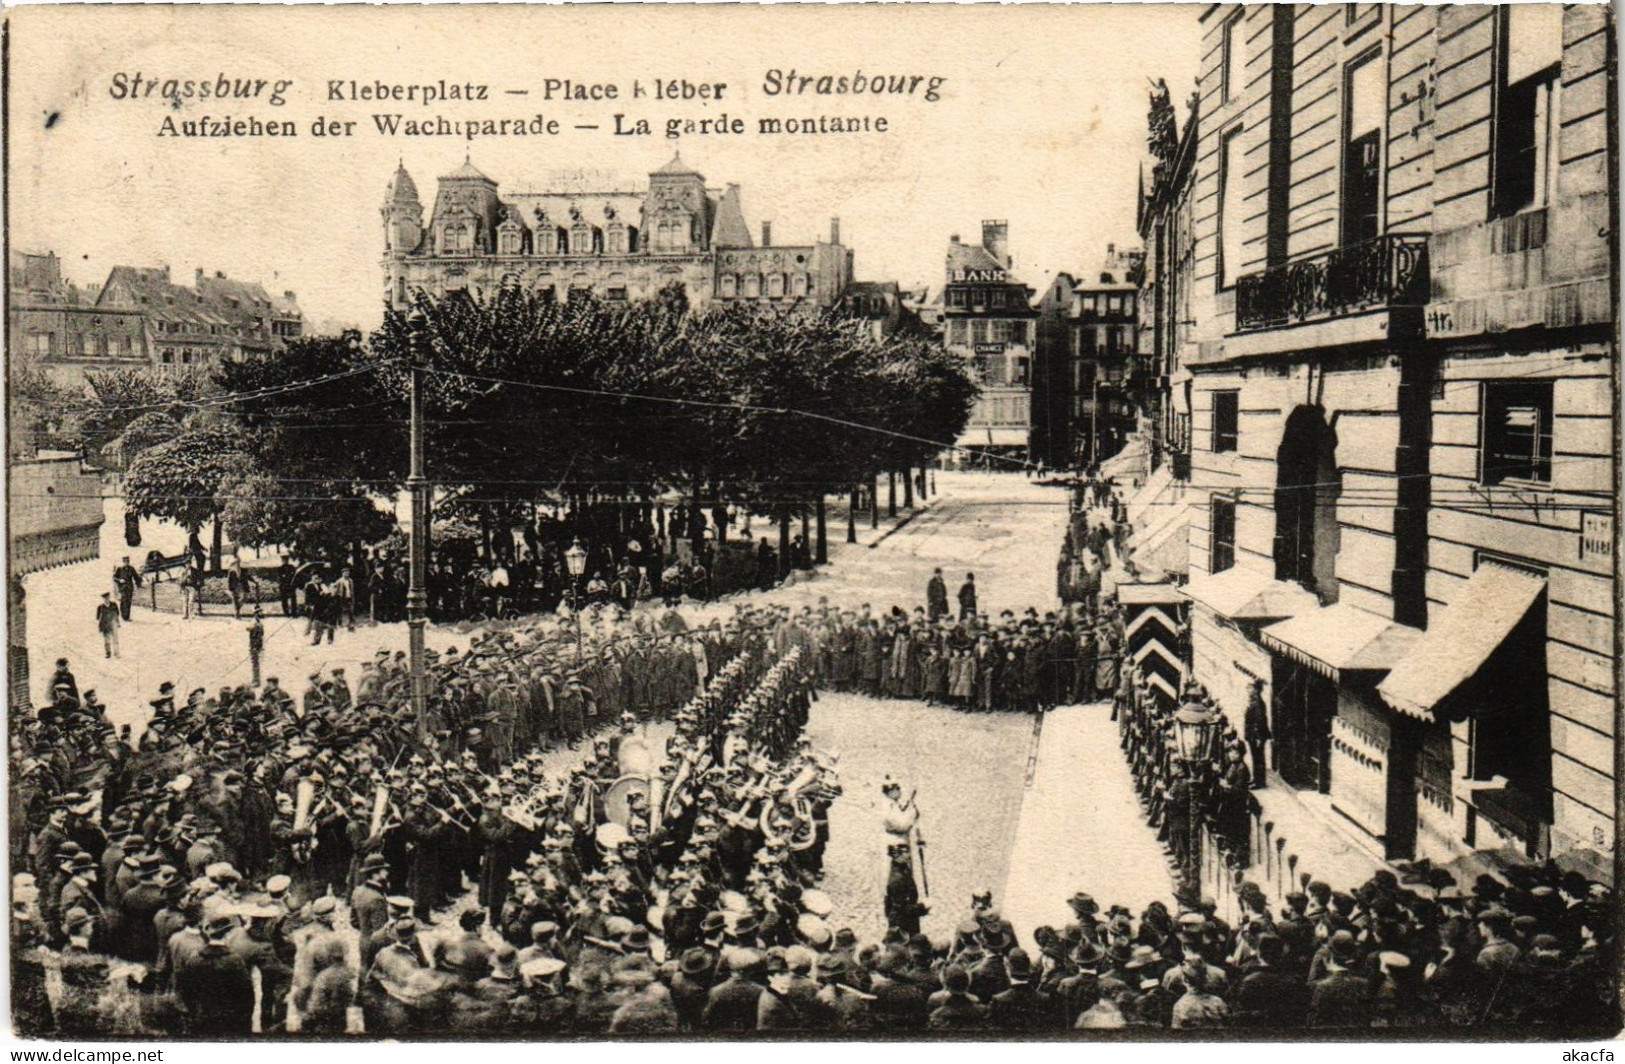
[
  {"xmin": 806, "ymin": 692, "xmax": 1039, "ymax": 944},
  {"xmin": 1001, "ymin": 701, "xmax": 1178, "ymax": 946}
]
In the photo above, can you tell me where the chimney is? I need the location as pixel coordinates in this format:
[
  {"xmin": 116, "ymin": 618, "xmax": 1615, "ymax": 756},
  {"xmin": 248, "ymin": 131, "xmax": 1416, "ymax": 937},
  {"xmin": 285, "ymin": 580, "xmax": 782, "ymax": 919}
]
[
  {"xmin": 196, "ymin": 268, "xmax": 204, "ymax": 284},
  {"xmin": 284, "ymin": 290, "xmax": 295, "ymax": 301},
  {"xmin": 950, "ymin": 233, "xmax": 960, "ymax": 245},
  {"xmin": 216, "ymin": 270, "xmax": 226, "ymax": 279},
  {"xmin": 982, "ymin": 220, "xmax": 1009, "ymax": 267},
  {"xmin": 761, "ymin": 221, "xmax": 772, "ymax": 247},
  {"xmin": 830, "ymin": 217, "xmax": 841, "ymax": 246}
]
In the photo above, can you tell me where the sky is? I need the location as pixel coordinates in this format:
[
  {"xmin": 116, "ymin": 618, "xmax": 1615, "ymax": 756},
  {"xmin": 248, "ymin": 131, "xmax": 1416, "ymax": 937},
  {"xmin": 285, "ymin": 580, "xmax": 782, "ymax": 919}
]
[{"xmin": 9, "ymin": 4, "xmax": 1202, "ymax": 331}]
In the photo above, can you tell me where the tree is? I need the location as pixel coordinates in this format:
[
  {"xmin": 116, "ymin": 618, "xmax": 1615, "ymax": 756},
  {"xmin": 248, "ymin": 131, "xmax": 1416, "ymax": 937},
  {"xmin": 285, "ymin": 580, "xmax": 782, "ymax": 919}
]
[
  {"xmin": 122, "ymin": 427, "xmax": 254, "ymax": 569},
  {"xmin": 102, "ymin": 411, "xmax": 182, "ymax": 469},
  {"xmin": 221, "ymin": 473, "xmax": 396, "ymax": 562}
]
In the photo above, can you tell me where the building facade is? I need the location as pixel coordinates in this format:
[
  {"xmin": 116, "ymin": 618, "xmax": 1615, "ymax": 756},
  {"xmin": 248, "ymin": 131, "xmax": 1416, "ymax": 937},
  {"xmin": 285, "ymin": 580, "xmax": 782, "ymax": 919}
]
[
  {"xmin": 12, "ymin": 251, "xmax": 304, "ymax": 385},
  {"xmin": 1172, "ymin": 4, "xmax": 1615, "ymax": 883},
  {"xmin": 943, "ymin": 222, "xmax": 1038, "ymax": 458},
  {"xmin": 1138, "ymin": 97, "xmax": 1201, "ymax": 482},
  {"xmin": 97, "ymin": 266, "xmax": 303, "ymax": 374},
  {"xmin": 381, "ymin": 155, "xmax": 852, "ymax": 312},
  {"xmin": 9, "ymin": 251, "xmax": 149, "ymax": 387},
  {"xmin": 1072, "ymin": 245, "xmax": 1145, "ymax": 469}
]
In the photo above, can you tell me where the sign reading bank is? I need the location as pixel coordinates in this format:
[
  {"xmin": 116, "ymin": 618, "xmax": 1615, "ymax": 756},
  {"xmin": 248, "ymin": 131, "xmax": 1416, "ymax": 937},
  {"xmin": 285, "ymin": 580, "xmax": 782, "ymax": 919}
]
[{"xmin": 951, "ymin": 267, "xmax": 1008, "ymax": 283}]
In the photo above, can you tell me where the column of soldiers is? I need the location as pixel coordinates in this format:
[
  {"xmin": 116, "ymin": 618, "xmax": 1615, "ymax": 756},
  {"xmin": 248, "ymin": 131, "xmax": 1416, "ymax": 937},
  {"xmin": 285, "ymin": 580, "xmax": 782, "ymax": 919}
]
[{"xmin": 1116, "ymin": 672, "xmax": 1257, "ymax": 897}]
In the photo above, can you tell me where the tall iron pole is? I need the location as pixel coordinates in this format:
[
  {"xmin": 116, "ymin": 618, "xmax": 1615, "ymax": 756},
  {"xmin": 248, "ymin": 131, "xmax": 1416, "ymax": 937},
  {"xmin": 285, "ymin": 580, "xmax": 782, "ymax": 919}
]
[{"xmin": 406, "ymin": 309, "xmax": 431, "ymax": 738}]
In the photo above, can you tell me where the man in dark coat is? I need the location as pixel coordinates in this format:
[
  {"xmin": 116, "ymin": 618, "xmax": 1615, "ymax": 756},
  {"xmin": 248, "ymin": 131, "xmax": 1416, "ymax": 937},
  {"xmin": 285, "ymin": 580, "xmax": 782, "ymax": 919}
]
[
  {"xmin": 176, "ymin": 916, "xmax": 255, "ymax": 1036},
  {"xmin": 957, "ymin": 573, "xmax": 978, "ymax": 620},
  {"xmin": 112, "ymin": 557, "xmax": 142, "ymax": 621},
  {"xmin": 884, "ymin": 844, "xmax": 928, "ymax": 937},
  {"xmin": 1243, "ymin": 679, "xmax": 1271, "ymax": 788},
  {"xmin": 701, "ymin": 948, "xmax": 767, "ymax": 1031},
  {"xmin": 926, "ymin": 568, "xmax": 950, "ymax": 620},
  {"xmin": 990, "ymin": 949, "xmax": 1053, "ymax": 1031}
]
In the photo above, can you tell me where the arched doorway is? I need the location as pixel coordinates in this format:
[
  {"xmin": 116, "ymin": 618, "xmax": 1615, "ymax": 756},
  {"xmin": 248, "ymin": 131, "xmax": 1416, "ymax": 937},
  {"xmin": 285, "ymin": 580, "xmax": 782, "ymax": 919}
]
[
  {"xmin": 1270, "ymin": 405, "xmax": 1343, "ymax": 793},
  {"xmin": 1273, "ymin": 405, "xmax": 1341, "ymax": 599}
]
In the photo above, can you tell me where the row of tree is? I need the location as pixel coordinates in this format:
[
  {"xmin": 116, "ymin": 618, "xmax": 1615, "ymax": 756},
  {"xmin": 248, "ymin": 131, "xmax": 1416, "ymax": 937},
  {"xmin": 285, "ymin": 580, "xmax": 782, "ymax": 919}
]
[{"xmin": 115, "ymin": 285, "xmax": 976, "ymax": 567}]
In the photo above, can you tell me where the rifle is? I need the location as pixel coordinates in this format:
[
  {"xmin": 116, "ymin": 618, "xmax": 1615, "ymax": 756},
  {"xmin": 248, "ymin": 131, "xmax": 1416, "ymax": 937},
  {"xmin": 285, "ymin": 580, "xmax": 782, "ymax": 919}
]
[{"xmin": 910, "ymin": 795, "xmax": 931, "ymax": 898}]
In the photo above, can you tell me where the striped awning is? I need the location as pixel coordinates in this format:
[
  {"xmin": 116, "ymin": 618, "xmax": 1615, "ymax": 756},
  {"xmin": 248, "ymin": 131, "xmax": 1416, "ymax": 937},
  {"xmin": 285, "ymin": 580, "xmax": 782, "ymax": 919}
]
[
  {"xmin": 1261, "ymin": 602, "xmax": 1421, "ymax": 682},
  {"xmin": 1378, "ymin": 563, "xmax": 1546, "ymax": 720}
]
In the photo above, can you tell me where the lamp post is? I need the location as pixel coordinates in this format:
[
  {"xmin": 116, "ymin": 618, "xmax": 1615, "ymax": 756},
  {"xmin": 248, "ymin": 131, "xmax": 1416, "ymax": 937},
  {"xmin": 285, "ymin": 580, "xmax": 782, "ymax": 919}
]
[
  {"xmin": 406, "ymin": 309, "xmax": 432, "ymax": 740},
  {"xmin": 564, "ymin": 537, "xmax": 587, "ymax": 663},
  {"xmin": 1173, "ymin": 700, "xmax": 1222, "ymax": 894}
]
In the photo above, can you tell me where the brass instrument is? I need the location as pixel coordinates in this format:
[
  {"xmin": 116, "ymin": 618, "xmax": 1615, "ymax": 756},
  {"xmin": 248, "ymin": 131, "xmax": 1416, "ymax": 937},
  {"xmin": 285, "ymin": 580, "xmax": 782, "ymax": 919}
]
[
  {"xmin": 291, "ymin": 779, "xmax": 317, "ymax": 863},
  {"xmin": 369, "ymin": 785, "xmax": 391, "ymax": 838}
]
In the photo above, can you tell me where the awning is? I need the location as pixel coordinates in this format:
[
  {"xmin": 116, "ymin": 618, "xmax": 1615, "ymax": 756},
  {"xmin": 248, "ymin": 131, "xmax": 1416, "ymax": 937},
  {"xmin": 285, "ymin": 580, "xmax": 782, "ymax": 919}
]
[
  {"xmin": 1180, "ymin": 566, "xmax": 1320, "ymax": 622},
  {"xmin": 957, "ymin": 427, "xmax": 1029, "ymax": 448},
  {"xmin": 1261, "ymin": 602, "xmax": 1422, "ymax": 682},
  {"xmin": 1099, "ymin": 437, "xmax": 1149, "ymax": 480},
  {"xmin": 1116, "ymin": 582, "xmax": 1189, "ymax": 607},
  {"xmin": 1378, "ymin": 563, "xmax": 1546, "ymax": 720}
]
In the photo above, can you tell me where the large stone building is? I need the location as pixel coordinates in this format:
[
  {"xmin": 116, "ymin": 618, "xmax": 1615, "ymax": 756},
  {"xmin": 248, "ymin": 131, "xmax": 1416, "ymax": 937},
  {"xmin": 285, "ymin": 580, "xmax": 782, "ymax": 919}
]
[
  {"xmin": 381, "ymin": 154, "xmax": 852, "ymax": 312},
  {"xmin": 942, "ymin": 222, "xmax": 1038, "ymax": 459},
  {"xmin": 8, "ymin": 251, "xmax": 149, "ymax": 387},
  {"xmin": 9, "ymin": 250, "xmax": 303, "ymax": 385},
  {"xmin": 1034, "ymin": 245, "xmax": 1146, "ymax": 470},
  {"xmin": 1162, "ymin": 4, "xmax": 1614, "ymax": 884}
]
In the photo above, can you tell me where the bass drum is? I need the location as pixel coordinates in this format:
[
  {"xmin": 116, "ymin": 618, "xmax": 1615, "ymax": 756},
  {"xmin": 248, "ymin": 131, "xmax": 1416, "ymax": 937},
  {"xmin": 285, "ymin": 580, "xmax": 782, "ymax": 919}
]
[{"xmin": 602, "ymin": 774, "xmax": 651, "ymax": 827}]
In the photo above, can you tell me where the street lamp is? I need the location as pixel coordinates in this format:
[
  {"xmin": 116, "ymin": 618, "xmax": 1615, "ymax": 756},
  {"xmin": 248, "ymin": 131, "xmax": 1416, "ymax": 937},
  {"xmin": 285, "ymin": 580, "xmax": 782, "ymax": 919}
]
[
  {"xmin": 406, "ymin": 309, "xmax": 432, "ymax": 740},
  {"xmin": 564, "ymin": 537, "xmax": 587, "ymax": 662},
  {"xmin": 1173, "ymin": 701, "xmax": 1223, "ymax": 763},
  {"xmin": 1172, "ymin": 700, "xmax": 1223, "ymax": 895}
]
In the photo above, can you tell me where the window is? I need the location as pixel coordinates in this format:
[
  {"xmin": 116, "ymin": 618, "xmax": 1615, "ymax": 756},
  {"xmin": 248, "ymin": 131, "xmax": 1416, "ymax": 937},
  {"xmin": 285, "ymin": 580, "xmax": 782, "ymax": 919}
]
[
  {"xmin": 720, "ymin": 274, "xmax": 737, "ymax": 298},
  {"xmin": 767, "ymin": 274, "xmax": 785, "ymax": 298},
  {"xmin": 949, "ymin": 319, "xmax": 969, "ymax": 345},
  {"xmin": 1210, "ymin": 495, "xmax": 1237, "ymax": 574},
  {"xmin": 947, "ymin": 288, "xmax": 967, "ymax": 308},
  {"xmin": 26, "ymin": 333, "xmax": 52, "ymax": 358},
  {"xmin": 1212, "ymin": 389, "xmax": 1240, "ymax": 452},
  {"xmin": 605, "ymin": 287, "xmax": 628, "ymax": 302},
  {"xmin": 1342, "ymin": 52, "xmax": 1384, "ymax": 246},
  {"xmin": 1482, "ymin": 380, "xmax": 1554, "ymax": 484},
  {"xmin": 1218, "ymin": 128, "xmax": 1244, "ymax": 288},
  {"xmin": 971, "ymin": 320, "xmax": 990, "ymax": 345},
  {"xmin": 1222, "ymin": 12, "xmax": 1246, "ymax": 104},
  {"xmin": 792, "ymin": 274, "xmax": 808, "ymax": 297},
  {"xmin": 499, "ymin": 228, "xmax": 521, "ymax": 255},
  {"xmin": 744, "ymin": 274, "xmax": 761, "ymax": 298},
  {"xmin": 1492, "ymin": 5, "xmax": 1563, "ymax": 220},
  {"xmin": 1012, "ymin": 357, "xmax": 1030, "ymax": 386}
]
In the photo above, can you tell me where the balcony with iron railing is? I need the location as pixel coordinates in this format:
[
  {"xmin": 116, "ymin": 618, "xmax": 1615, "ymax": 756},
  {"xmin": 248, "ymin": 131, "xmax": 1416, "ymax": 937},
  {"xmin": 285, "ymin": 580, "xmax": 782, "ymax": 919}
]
[{"xmin": 1233, "ymin": 234, "xmax": 1429, "ymax": 334}]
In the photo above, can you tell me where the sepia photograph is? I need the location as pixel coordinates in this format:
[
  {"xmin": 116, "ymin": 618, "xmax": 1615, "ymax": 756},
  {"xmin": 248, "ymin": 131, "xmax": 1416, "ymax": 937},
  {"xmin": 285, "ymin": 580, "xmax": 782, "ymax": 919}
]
[{"xmin": 3, "ymin": 1, "xmax": 1620, "ymax": 1046}]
